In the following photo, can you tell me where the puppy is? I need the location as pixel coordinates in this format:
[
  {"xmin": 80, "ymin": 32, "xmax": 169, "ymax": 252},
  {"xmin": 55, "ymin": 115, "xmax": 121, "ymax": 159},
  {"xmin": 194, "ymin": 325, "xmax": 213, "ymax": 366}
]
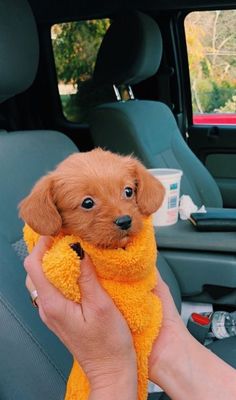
[{"xmin": 19, "ymin": 148, "xmax": 165, "ymax": 400}]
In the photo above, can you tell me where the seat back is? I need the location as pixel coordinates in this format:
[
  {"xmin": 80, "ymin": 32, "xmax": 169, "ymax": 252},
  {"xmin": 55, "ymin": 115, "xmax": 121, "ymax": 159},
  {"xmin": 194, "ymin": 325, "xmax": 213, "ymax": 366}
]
[
  {"xmin": 90, "ymin": 12, "xmax": 223, "ymax": 208},
  {"xmin": 0, "ymin": 130, "xmax": 77, "ymax": 400}
]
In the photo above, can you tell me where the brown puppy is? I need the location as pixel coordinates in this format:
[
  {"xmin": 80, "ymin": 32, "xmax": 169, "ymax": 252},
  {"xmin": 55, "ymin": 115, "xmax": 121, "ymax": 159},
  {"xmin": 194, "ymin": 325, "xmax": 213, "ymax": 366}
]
[{"xmin": 19, "ymin": 148, "xmax": 165, "ymax": 248}]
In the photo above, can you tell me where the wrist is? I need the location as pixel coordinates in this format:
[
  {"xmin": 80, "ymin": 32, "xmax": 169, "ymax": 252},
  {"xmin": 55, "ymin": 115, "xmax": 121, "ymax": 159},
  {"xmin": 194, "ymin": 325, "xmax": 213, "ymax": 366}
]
[
  {"xmin": 150, "ymin": 324, "xmax": 199, "ymax": 399},
  {"xmin": 88, "ymin": 363, "xmax": 137, "ymax": 400},
  {"xmin": 149, "ymin": 319, "xmax": 189, "ymax": 385},
  {"xmin": 151, "ymin": 328, "xmax": 236, "ymax": 400},
  {"xmin": 155, "ymin": 331, "xmax": 196, "ymax": 399}
]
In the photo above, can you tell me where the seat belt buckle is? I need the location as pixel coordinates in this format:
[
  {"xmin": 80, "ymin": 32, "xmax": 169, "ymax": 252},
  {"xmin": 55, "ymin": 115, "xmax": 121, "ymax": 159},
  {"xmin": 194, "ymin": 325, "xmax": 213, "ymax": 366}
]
[{"xmin": 187, "ymin": 312, "xmax": 211, "ymax": 344}]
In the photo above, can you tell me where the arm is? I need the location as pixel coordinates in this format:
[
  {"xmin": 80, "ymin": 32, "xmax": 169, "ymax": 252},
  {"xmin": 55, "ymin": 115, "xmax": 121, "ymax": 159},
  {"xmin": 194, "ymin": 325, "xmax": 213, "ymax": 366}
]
[{"xmin": 149, "ymin": 278, "xmax": 236, "ymax": 400}]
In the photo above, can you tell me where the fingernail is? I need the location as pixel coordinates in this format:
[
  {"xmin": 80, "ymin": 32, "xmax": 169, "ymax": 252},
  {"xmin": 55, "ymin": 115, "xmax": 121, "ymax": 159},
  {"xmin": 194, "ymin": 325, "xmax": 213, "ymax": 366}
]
[{"xmin": 70, "ymin": 243, "xmax": 84, "ymax": 259}]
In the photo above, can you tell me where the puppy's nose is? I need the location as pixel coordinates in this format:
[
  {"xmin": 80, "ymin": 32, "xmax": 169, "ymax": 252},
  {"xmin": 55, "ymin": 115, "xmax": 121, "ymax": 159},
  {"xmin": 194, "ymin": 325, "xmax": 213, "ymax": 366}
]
[{"xmin": 114, "ymin": 215, "xmax": 132, "ymax": 230}]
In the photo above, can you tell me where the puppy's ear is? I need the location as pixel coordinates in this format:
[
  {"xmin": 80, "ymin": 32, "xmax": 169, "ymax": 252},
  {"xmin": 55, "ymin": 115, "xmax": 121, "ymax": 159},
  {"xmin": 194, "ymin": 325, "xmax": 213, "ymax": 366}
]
[
  {"xmin": 19, "ymin": 175, "xmax": 62, "ymax": 235},
  {"xmin": 131, "ymin": 159, "xmax": 165, "ymax": 215}
]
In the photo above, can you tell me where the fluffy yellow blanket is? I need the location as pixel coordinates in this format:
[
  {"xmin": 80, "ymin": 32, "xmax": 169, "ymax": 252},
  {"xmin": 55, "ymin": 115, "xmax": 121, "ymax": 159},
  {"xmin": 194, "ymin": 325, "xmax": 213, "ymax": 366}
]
[{"xmin": 24, "ymin": 216, "xmax": 162, "ymax": 400}]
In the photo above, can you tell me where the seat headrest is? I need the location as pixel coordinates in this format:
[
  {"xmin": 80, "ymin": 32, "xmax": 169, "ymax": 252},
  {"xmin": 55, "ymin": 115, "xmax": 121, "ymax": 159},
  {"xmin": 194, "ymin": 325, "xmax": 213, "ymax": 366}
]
[
  {"xmin": 0, "ymin": 0, "xmax": 39, "ymax": 104},
  {"xmin": 93, "ymin": 12, "xmax": 163, "ymax": 86}
]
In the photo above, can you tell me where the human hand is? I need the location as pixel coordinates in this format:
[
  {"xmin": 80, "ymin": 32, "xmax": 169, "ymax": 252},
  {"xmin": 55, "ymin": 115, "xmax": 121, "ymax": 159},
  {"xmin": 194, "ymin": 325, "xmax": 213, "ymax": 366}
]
[{"xmin": 24, "ymin": 237, "xmax": 137, "ymax": 400}]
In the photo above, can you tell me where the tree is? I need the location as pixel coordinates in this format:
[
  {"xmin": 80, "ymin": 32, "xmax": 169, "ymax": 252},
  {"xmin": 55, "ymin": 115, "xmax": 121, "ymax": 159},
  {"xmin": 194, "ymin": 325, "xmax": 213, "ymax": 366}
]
[
  {"xmin": 52, "ymin": 20, "xmax": 110, "ymax": 86},
  {"xmin": 51, "ymin": 19, "xmax": 110, "ymax": 121},
  {"xmin": 185, "ymin": 10, "xmax": 236, "ymax": 113},
  {"xmin": 219, "ymin": 95, "xmax": 236, "ymax": 112}
]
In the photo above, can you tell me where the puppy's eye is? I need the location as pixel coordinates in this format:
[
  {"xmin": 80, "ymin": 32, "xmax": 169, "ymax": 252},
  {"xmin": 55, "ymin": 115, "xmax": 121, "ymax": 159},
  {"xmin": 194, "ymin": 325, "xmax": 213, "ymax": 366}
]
[
  {"xmin": 81, "ymin": 197, "xmax": 95, "ymax": 209},
  {"xmin": 124, "ymin": 187, "xmax": 134, "ymax": 199}
]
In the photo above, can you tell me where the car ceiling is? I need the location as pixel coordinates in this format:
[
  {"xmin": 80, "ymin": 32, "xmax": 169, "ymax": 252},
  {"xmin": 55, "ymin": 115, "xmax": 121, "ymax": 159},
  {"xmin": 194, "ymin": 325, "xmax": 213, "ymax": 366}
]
[{"xmin": 28, "ymin": 0, "xmax": 236, "ymax": 23}]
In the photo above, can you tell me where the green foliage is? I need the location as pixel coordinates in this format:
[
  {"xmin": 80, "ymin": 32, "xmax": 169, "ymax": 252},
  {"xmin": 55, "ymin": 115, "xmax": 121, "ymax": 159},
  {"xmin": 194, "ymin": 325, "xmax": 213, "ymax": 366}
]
[
  {"xmin": 52, "ymin": 19, "xmax": 110, "ymax": 86},
  {"xmin": 52, "ymin": 19, "xmax": 110, "ymax": 122},
  {"xmin": 192, "ymin": 79, "xmax": 236, "ymax": 113},
  {"xmin": 219, "ymin": 95, "xmax": 236, "ymax": 112}
]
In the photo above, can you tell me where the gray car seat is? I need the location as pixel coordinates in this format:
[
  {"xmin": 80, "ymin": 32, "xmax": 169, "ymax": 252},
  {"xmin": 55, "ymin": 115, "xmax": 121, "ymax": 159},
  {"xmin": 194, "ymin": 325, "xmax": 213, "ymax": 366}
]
[
  {"xmin": 0, "ymin": 3, "xmax": 234, "ymax": 400},
  {"xmin": 90, "ymin": 12, "xmax": 223, "ymax": 209}
]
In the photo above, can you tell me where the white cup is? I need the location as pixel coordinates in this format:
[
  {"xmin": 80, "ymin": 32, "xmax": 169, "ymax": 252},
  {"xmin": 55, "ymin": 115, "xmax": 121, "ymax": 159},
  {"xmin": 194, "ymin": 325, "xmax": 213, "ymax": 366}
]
[{"xmin": 149, "ymin": 168, "xmax": 183, "ymax": 226}]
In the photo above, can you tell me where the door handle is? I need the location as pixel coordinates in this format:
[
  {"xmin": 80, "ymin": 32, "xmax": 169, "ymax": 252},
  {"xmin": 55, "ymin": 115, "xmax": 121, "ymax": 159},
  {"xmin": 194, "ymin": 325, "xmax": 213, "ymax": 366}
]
[{"xmin": 207, "ymin": 126, "xmax": 219, "ymax": 141}]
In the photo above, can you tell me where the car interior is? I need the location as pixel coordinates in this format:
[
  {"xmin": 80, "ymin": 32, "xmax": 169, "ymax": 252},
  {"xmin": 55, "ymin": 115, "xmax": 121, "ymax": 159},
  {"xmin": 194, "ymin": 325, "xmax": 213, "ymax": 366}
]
[{"xmin": 0, "ymin": 0, "xmax": 235, "ymax": 399}]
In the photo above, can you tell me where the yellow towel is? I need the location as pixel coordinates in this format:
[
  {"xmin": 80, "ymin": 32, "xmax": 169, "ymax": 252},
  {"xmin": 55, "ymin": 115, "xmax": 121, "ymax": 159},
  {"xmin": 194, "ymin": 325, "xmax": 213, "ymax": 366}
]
[{"xmin": 24, "ymin": 216, "xmax": 162, "ymax": 400}]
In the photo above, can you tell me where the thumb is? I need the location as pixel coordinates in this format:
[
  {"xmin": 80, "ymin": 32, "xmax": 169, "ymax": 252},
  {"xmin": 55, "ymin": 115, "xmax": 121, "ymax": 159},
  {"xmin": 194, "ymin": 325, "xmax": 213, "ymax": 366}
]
[{"xmin": 79, "ymin": 253, "xmax": 106, "ymax": 304}]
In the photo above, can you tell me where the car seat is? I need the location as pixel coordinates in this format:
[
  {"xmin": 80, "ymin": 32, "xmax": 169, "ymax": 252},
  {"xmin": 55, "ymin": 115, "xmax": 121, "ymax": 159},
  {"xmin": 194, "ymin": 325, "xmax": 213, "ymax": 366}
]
[
  {"xmin": 0, "ymin": 3, "xmax": 234, "ymax": 400},
  {"xmin": 90, "ymin": 12, "xmax": 223, "ymax": 209}
]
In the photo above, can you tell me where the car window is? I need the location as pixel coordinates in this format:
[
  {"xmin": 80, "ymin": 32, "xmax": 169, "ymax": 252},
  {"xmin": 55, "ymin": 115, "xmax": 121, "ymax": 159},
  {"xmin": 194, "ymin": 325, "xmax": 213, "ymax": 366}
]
[
  {"xmin": 185, "ymin": 10, "xmax": 236, "ymax": 125},
  {"xmin": 51, "ymin": 19, "xmax": 110, "ymax": 123}
]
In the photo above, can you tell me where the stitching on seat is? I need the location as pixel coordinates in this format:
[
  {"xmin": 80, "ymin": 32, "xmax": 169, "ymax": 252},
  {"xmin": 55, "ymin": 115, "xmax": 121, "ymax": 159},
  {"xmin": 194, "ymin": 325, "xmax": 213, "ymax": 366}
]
[{"xmin": 0, "ymin": 292, "xmax": 68, "ymax": 383}]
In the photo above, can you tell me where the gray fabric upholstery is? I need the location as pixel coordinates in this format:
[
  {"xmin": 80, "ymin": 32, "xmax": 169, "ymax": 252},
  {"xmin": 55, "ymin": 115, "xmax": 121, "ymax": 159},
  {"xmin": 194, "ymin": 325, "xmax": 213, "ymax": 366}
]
[
  {"xmin": 90, "ymin": 101, "xmax": 223, "ymax": 207},
  {"xmin": 0, "ymin": 0, "xmax": 39, "ymax": 103},
  {"xmin": 93, "ymin": 12, "xmax": 162, "ymax": 86},
  {"xmin": 0, "ymin": 265, "xmax": 71, "ymax": 400},
  {"xmin": 0, "ymin": 130, "xmax": 77, "ymax": 399}
]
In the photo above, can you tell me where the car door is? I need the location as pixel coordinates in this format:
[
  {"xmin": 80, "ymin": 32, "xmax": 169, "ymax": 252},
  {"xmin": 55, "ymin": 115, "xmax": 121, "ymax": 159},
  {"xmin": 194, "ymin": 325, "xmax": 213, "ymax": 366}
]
[{"xmin": 182, "ymin": 9, "xmax": 236, "ymax": 208}]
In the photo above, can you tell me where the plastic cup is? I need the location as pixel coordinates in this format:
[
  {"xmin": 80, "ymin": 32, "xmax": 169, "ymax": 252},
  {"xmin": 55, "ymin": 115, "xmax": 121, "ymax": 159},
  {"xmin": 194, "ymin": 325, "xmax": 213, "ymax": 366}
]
[{"xmin": 149, "ymin": 168, "xmax": 183, "ymax": 226}]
